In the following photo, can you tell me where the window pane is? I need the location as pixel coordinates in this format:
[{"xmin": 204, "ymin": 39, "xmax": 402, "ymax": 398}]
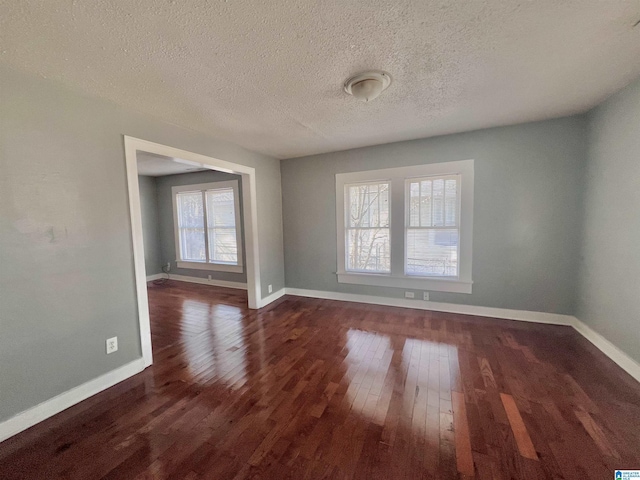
[
  {"xmin": 206, "ymin": 188, "xmax": 238, "ymax": 264},
  {"xmin": 445, "ymin": 179, "xmax": 457, "ymax": 226},
  {"xmin": 432, "ymin": 179, "xmax": 444, "ymax": 226},
  {"xmin": 206, "ymin": 188, "xmax": 236, "ymax": 228},
  {"xmin": 347, "ymin": 228, "xmax": 390, "ymax": 273},
  {"xmin": 420, "ymin": 180, "xmax": 432, "ymax": 226},
  {"xmin": 406, "ymin": 228, "xmax": 458, "ymax": 276},
  {"xmin": 177, "ymin": 192, "xmax": 205, "ymax": 261},
  {"xmin": 208, "ymin": 227, "xmax": 237, "ymax": 263},
  {"xmin": 179, "ymin": 228, "xmax": 206, "ymax": 261},
  {"xmin": 409, "ymin": 182, "xmax": 420, "ymax": 226},
  {"xmin": 345, "ymin": 182, "xmax": 390, "ymax": 273},
  {"xmin": 408, "ymin": 176, "xmax": 458, "ymax": 228},
  {"xmin": 348, "ymin": 183, "xmax": 389, "ymax": 228}
]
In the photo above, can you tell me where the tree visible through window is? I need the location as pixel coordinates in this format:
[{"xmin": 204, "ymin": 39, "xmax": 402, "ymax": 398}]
[
  {"xmin": 336, "ymin": 160, "xmax": 473, "ymax": 293},
  {"xmin": 346, "ymin": 182, "xmax": 390, "ymax": 273},
  {"xmin": 176, "ymin": 191, "xmax": 206, "ymax": 262}
]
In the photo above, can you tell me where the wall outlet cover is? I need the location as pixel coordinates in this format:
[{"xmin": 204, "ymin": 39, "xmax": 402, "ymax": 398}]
[
  {"xmin": 423, "ymin": 292, "xmax": 430, "ymax": 301},
  {"xmin": 404, "ymin": 291, "xmax": 415, "ymax": 299},
  {"xmin": 106, "ymin": 337, "xmax": 118, "ymax": 354},
  {"xmin": 268, "ymin": 284, "xmax": 273, "ymax": 293}
]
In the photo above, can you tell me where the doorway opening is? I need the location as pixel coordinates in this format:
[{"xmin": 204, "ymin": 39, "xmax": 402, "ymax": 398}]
[{"xmin": 124, "ymin": 136, "xmax": 261, "ymax": 367}]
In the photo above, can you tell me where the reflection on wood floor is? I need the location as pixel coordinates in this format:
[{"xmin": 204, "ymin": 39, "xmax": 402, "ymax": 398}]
[{"xmin": 1, "ymin": 280, "xmax": 639, "ymax": 479}]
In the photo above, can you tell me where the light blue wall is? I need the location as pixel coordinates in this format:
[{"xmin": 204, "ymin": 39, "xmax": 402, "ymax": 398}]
[
  {"xmin": 577, "ymin": 76, "xmax": 640, "ymax": 364},
  {"xmin": 281, "ymin": 116, "xmax": 588, "ymax": 315},
  {"xmin": 1, "ymin": 54, "xmax": 637, "ymax": 429},
  {"xmin": 154, "ymin": 170, "xmax": 247, "ymax": 283},
  {"xmin": 137, "ymin": 176, "xmax": 162, "ymax": 276},
  {"xmin": 0, "ymin": 65, "xmax": 284, "ymax": 423}
]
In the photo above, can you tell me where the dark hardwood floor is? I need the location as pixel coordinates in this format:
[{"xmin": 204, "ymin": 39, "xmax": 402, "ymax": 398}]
[{"xmin": 1, "ymin": 280, "xmax": 639, "ymax": 479}]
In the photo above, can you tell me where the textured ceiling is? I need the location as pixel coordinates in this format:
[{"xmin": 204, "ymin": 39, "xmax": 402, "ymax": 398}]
[
  {"xmin": 136, "ymin": 152, "xmax": 208, "ymax": 177},
  {"xmin": 1, "ymin": 1, "xmax": 639, "ymax": 159}
]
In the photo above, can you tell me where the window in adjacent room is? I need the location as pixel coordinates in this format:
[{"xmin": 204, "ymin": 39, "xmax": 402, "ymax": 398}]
[
  {"xmin": 336, "ymin": 160, "xmax": 473, "ymax": 293},
  {"xmin": 172, "ymin": 180, "xmax": 243, "ymax": 273}
]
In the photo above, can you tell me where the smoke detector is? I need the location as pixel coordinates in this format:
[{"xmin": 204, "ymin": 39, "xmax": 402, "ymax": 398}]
[{"xmin": 344, "ymin": 71, "xmax": 392, "ymax": 102}]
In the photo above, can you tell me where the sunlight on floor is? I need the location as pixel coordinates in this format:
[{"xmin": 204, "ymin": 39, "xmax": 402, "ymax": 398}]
[
  {"xmin": 343, "ymin": 328, "xmax": 457, "ymax": 439},
  {"xmin": 178, "ymin": 299, "xmax": 247, "ymax": 387}
]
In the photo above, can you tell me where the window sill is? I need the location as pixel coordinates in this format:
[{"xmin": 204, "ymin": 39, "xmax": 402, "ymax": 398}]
[
  {"xmin": 176, "ymin": 261, "xmax": 243, "ymax": 274},
  {"xmin": 337, "ymin": 271, "xmax": 472, "ymax": 294}
]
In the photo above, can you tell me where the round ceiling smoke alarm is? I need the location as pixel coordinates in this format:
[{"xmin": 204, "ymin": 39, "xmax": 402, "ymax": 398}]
[{"xmin": 344, "ymin": 71, "xmax": 392, "ymax": 102}]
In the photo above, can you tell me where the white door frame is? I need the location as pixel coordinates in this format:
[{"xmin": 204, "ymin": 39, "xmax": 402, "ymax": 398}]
[{"xmin": 123, "ymin": 136, "xmax": 261, "ymax": 367}]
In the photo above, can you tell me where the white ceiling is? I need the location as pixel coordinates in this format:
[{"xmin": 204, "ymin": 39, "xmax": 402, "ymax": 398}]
[
  {"xmin": 137, "ymin": 152, "xmax": 208, "ymax": 177},
  {"xmin": 1, "ymin": 1, "xmax": 639, "ymax": 159}
]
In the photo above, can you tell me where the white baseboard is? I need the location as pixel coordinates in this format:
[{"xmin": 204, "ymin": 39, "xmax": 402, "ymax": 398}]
[
  {"xmin": 257, "ymin": 288, "xmax": 286, "ymax": 309},
  {"xmin": 4, "ymin": 289, "xmax": 635, "ymax": 446},
  {"xmin": 147, "ymin": 273, "xmax": 278, "ymax": 307},
  {"xmin": 147, "ymin": 273, "xmax": 247, "ymax": 290},
  {"xmin": 283, "ymin": 288, "xmax": 640, "ymax": 384},
  {"xmin": 0, "ymin": 358, "xmax": 145, "ymax": 444},
  {"xmin": 571, "ymin": 317, "xmax": 640, "ymax": 383},
  {"xmin": 284, "ymin": 288, "xmax": 574, "ymax": 325}
]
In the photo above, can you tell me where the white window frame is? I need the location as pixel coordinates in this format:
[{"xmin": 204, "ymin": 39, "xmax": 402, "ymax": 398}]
[
  {"xmin": 172, "ymin": 180, "xmax": 243, "ymax": 273},
  {"xmin": 336, "ymin": 160, "xmax": 474, "ymax": 294},
  {"xmin": 344, "ymin": 180, "xmax": 391, "ymax": 274}
]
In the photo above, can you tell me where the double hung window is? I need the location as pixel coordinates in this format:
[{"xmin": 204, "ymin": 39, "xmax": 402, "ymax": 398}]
[
  {"xmin": 336, "ymin": 160, "xmax": 473, "ymax": 293},
  {"xmin": 172, "ymin": 180, "xmax": 243, "ymax": 273}
]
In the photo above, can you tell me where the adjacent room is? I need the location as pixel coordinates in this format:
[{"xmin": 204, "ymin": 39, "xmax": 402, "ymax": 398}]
[
  {"xmin": 1, "ymin": 1, "xmax": 639, "ymax": 479},
  {"xmin": 137, "ymin": 152, "xmax": 249, "ymax": 291}
]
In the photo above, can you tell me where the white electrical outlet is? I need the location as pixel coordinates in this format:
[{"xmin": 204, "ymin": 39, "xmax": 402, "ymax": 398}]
[
  {"xmin": 268, "ymin": 284, "xmax": 273, "ymax": 294},
  {"xmin": 404, "ymin": 291, "xmax": 415, "ymax": 299},
  {"xmin": 166, "ymin": 262, "xmax": 171, "ymax": 272},
  {"xmin": 208, "ymin": 275, "xmax": 212, "ymax": 281},
  {"xmin": 106, "ymin": 337, "xmax": 118, "ymax": 354},
  {"xmin": 423, "ymin": 292, "xmax": 430, "ymax": 301}
]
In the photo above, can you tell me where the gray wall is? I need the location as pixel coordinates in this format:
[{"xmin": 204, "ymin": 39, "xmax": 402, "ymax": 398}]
[
  {"xmin": 154, "ymin": 170, "xmax": 247, "ymax": 283},
  {"xmin": 281, "ymin": 116, "xmax": 588, "ymax": 315},
  {"xmin": 0, "ymin": 65, "xmax": 284, "ymax": 423},
  {"xmin": 137, "ymin": 176, "xmax": 162, "ymax": 276},
  {"xmin": 577, "ymin": 77, "xmax": 640, "ymax": 364}
]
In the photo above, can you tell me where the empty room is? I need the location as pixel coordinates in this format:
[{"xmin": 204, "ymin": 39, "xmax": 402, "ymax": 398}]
[{"xmin": 0, "ymin": 1, "xmax": 639, "ymax": 479}]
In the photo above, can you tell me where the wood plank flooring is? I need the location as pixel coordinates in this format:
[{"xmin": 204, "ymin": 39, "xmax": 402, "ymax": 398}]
[{"xmin": 1, "ymin": 280, "xmax": 639, "ymax": 479}]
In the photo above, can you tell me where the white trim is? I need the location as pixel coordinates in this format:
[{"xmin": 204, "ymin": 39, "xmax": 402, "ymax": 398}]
[
  {"xmin": 161, "ymin": 274, "xmax": 247, "ymax": 290},
  {"xmin": 172, "ymin": 180, "xmax": 244, "ymax": 271},
  {"xmin": 171, "ymin": 180, "xmax": 239, "ymax": 193},
  {"xmin": 284, "ymin": 288, "xmax": 572, "ymax": 325},
  {"xmin": 124, "ymin": 139, "xmax": 154, "ymax": 367},
  {"xmin": 2, "ymin": 296, "xmax": 637, "ymax": 446},
  {"xmin": 124, "ymin": 136, "xmax": 262, "ymax": 367},
  {"xmin": 336, "ymin": 272, "xmax": 473, "ymax": 293},
  {"xmin": 571, "ymin": 317, "xmax": 640, "ymax": 383},
  {"xmin": 147, "ymin": 275, "xmax": 281, "ymax": 304},
  {"xmin": 0, "ymin": 359, "xmax": 145, "ymax": 444},
  {"xmin": 256, "ymin": 288, "xmax": 286, "ymax": 308},
  {"xmin": 176, "ymin": 261, "xmax": 243, "ymax": 273},
  {"xmin": 146, "ymin": 274, "xmax": 281, "ymax": 305},
  {"xmin": 335, "ymin": 160, "xmax": 474, "ymax": 294},
  {"xmin": 282, "ymin": 288, "xmax": 640, "ymax": 383}
]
